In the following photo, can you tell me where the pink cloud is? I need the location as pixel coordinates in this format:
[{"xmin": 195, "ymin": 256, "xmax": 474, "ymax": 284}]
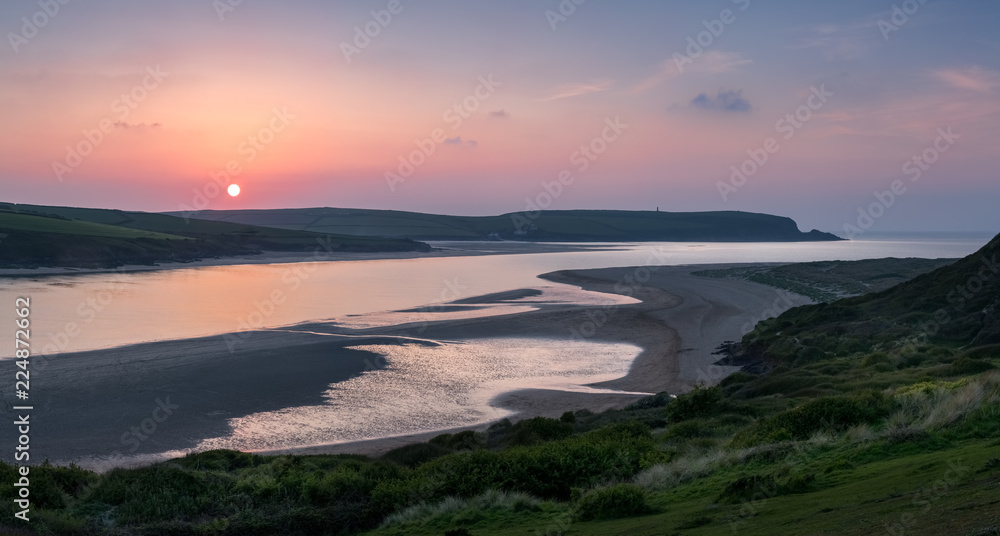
[{"xmin": 933, "ymin": 67, "xmax": 1000, "ymax": 94}]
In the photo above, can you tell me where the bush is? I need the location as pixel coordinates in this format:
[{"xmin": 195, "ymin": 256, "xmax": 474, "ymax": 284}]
[
  {"xmin": 174, "ymin": 449, "xmax": 261, "ymax": 472},
  {"xmin": 415, "ymin": 422, "xmax": 653, "ymax": 501},
  {"xmin": 624, "ymin": 391, "xmax": 674, "ymax": 410},
  {"xmin": 576, "ymin": 484, "xmax": 652, "ymax": 521},
  {"xmin": 663, "ymin": 420, "xmax": 709, "ymax": 440},
  {"xmin": 719, "ymin": 372, "xmax": 758, "ymax": 388},
  {"xmin": 666, "ymin": 385, "xmax": 724, "ymax": 422},
  {"xmin": 730, "ymin": 392, "xmax": 893, "ymax": 448},
  {"xmin": 430, "ymin": 430, "xmax": 486, "ymax": 451},
  {"xmin": 381, "ymin": 442, "xmax": 454, "ymax": 468},
  {"xmin": 505, "ymin": 417, "xmax": 574, "ymax": 446}
]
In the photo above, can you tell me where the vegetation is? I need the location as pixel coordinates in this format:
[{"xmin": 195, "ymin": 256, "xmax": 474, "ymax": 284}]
[
  {"xmin": 0, "ymin": 203, "xmax": 430, "ymax": 269},
  {"xmin": 3, "ymin": 235, "xmax": 998, "ymax": 535},
  {"xmin": 694, "ymin": 257, "xmax": 956, "ymax": 302},
  {"xmin": 170, "ymin": 207, "xmax": 842, "ymax": 242}
]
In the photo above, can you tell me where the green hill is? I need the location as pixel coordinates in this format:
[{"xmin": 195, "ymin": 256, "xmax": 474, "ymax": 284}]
[
  {"xmin": 0, "ymin": 203, "xmax": 430, "ymax": 269},
  {"xmin": 730, "ymin": 232, "xmax": 1000, "ymax": 382},
  {"xmin": 169, "ymin": 207, "xmax": 842, "ymax": 242}
]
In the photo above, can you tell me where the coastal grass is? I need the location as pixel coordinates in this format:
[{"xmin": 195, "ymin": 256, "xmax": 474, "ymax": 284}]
[{"xmin": 3, "ymin": 371, "xmax": 998, "ymax": 535}]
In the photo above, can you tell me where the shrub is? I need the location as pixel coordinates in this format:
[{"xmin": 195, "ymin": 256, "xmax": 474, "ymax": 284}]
[
  {"xmin": 576, "ymin": 484, "xmax": 652, "ymax": 521},
  {"xmin": 174, "ymin": 449, "xmax": 261, "ymax": 472},
  {"xmin": 505, "ymin": 417, "xmax": 574, "ymax": 446},
  {"xmin": 666, "ymin": 385, "xmax": 724, "ymax": 422},
  {"xmin": 430, "ymin": 430, "xmax": 486, "ymax": 451},
  {"xmin": 730, "ymin": 392, "xmax": 893, "ymax": 448},
  {"xmin": 663, "ymin": 420, "xmax": 709, "ymax": 440},
  {"xmin": 625, "ymin": 391, "xmax": 674, "ymax": 410},
  {"xmin": 381, "ymin": 442, "xmax": 454, "ymax": 468},
  {"xmin": 416, "ymin": 422, "xmax": 653, "ymax": 501}
]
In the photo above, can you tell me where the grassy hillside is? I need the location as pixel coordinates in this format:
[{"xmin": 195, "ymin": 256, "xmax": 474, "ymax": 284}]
[
  {"xmin": 2, "ymin": 238, "xmax": 998, "ymax": 535},
  {"xmin": 0, "ymin": 203, "xmax": 430, "ymax": 269},
  {"xmin": 694, "ymin": 257, "xmax": 957, "ymax": 302},
  {"xmin": 169, "ymin": 207, "xmax": 842, "ymax": 242}
]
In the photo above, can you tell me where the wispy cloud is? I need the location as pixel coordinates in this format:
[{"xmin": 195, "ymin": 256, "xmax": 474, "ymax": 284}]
[
  {"xmin": 114, "ymin": 121, "xmax": 161, "ymax": 129},
  {"xmin": 789, "ymin": 20, "xmax": 875, "ymax": 61},
  {"xmin": 444, "ymin": 136, "xmax": 477, "ymax": 147},
  {"xmin": 689, "ymin": 89, "xmax": 752, "ymax": 113},
  {"xmin": 932, "ymin": 67, "xmax": 1000, "ymax": 94},
  {"xmin": 633, "ymin": 51, "xmax": 751, "ymax": 93},
  {"xmin": 543, "ymin": 78, "xmax": 614, "ymax": 101},
  {"xmin": 488, "ymin": 109, "xmax": 509, "ymax": 118}
]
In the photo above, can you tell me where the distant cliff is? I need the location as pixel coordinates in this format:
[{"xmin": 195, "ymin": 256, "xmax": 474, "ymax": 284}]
[{"xmin": 168, "ymin": 208, "xmax": 843, "ymax": 242}]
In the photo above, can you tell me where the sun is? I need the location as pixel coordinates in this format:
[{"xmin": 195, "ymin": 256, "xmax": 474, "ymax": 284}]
[{"xmin": 227, "ymin": 184, "xmax": 241, "ymax": 197}]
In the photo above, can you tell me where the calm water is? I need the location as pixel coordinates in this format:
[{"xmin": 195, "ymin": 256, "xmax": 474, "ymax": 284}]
[
  {"xmin": 1, "ymin": 236, "xmax": 992, "ymax": 466},
  {"xmin": 0, "ymin": 237, "xmax": 989, "ymax": 357}
]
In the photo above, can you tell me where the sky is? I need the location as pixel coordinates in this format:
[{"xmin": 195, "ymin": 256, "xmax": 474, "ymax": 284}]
[{"xmin": 1, "ymin": 0, "xmax": 999, "ymax": 235}]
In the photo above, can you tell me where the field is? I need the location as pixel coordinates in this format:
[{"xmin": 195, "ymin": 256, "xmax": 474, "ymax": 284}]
[
  {"xmin": 0, "ymin": 212, "xmax": 187, "ymax": 240},
  {"xmin": 0, "ymin": 203, "xmax": 430, "ymax": 269}
]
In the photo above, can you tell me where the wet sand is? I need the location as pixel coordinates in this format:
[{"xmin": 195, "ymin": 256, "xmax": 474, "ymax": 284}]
[
  {"xmin": 3, "ymin": 263, "xmax": 811, "ymax": 465},
  {"xmin": 279, "ymin": 264, "xmax": 811, "ymax": 457}
]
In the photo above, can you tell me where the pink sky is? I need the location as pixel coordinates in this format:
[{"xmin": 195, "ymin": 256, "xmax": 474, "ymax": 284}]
[{"xmin": 1, "ymin": 0, "xmax": 999, "ymax": 234}]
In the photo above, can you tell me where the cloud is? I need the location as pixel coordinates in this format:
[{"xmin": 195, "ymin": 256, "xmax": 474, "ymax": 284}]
[
  {"xmin": 932, "ymin": 67, "xmax": 1000, "ymax": 93},
  {"xmin": 689, "ymin": 89, "xmax": 751, "ymax": 112},
  {"xmin": 488, "ymin": 109, "xmax": 508, "ymax": 118},
  {"xmin": 543, "ymin": 78, "xmax": 614, "ymax": 101},
  {"xmin": 114, "ymin": 121, "xmax": 161, "ymax": 129},
  {"xmin": 633, "ymin": 51, "xmax": 751, "ymax": 93},
  {"xmin": 444, "ymin": 136, "xmax": 477, "ymax": 147},
  {"xmin": 790, "ymin": 21, "xmax": 874, "ymax": 61}
]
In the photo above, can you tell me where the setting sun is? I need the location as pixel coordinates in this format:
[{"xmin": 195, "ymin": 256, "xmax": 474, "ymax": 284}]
[{"xmin": 228, "ymin": 184, "xmax": 241, "ymax": 197}]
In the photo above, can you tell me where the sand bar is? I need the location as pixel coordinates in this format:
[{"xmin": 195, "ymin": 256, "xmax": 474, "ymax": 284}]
[{"xmin": 3, "ymin": 262, "xmax": 810, "ymax": 465}]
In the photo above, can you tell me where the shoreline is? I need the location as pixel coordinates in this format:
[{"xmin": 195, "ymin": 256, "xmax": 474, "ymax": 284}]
[
  {"xmin": 7, "ymin": 262, "xmax": 812, "ymax": 466},
  {"xmin": 259, "ymin": 264, "xmax": 813, "ymax": 458},
  {"xmin": 0, "ymin": 242, "xmax": 626, "ymax": 278}
]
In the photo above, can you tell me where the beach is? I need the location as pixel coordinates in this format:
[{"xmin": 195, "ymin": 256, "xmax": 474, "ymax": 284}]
[{"xmin": 8, "ymin": 262, "xmax": 811, "ymax": 466}]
